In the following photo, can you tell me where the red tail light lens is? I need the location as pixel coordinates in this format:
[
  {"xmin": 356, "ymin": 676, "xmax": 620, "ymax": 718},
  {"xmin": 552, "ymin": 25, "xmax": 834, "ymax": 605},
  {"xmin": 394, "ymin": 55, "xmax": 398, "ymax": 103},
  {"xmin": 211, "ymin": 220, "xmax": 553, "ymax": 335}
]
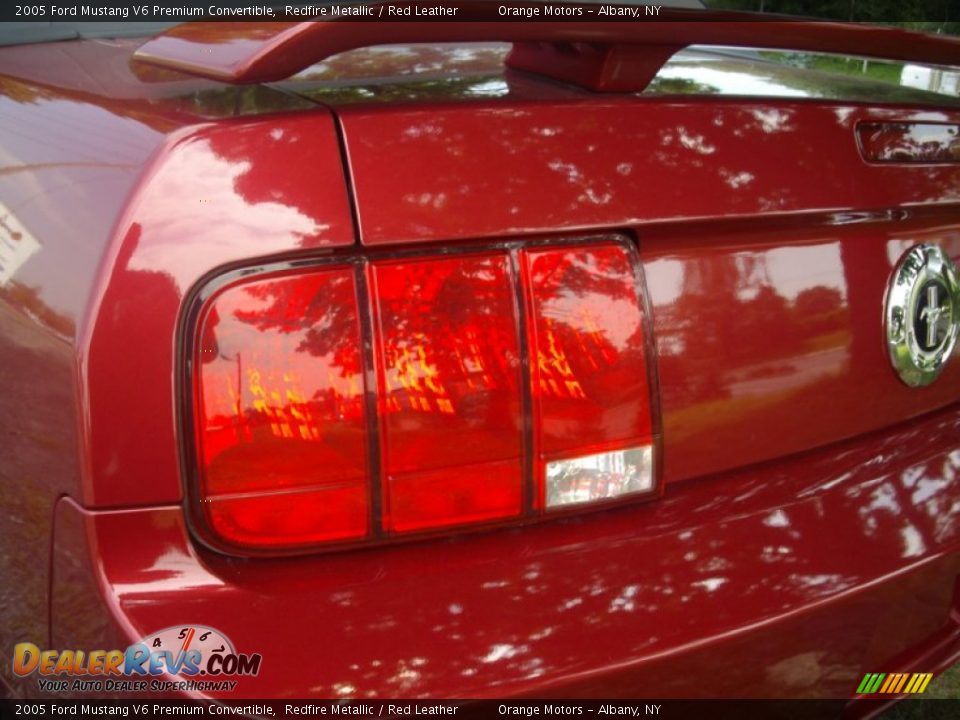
[
  {"xmin": 371, "ymin": 255, "xmax": 523, "ymax": 533},
  {"xmin": 188, "ymin": 239, "xmax": 657, "ymax": 553},
  {"xmin": 522, "ymin": 246, "xmax": 655, "ymax": 509},
  {"xmin": 193, "ymin": 268, "xmax": 370, "ymax": 549}
]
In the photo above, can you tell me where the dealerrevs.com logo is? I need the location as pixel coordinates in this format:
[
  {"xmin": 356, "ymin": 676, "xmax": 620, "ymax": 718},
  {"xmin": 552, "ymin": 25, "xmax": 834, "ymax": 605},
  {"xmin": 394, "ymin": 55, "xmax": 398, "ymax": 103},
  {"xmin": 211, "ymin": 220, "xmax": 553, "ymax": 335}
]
[{"xmin": 13, "ymin": 625, "xmax": 262, "ymax": 693}]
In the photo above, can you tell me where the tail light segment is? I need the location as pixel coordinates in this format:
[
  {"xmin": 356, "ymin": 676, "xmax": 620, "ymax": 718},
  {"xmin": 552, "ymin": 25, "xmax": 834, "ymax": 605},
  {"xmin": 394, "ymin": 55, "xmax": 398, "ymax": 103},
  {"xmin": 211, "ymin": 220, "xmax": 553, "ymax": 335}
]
[
  {"xmin": 371, "ymin": 255, "xmax": 525, "ymax": 533},
  {"xmin": 523, "ymin": 246, "xmax": 656, "ymax": 510},
  {"xmin": 186, "ymin": 238, "xmax": 660, "ymax": 554},
  {"xmin": 193, "ymin": 268, "xmax": 370, "ymax": 548}
]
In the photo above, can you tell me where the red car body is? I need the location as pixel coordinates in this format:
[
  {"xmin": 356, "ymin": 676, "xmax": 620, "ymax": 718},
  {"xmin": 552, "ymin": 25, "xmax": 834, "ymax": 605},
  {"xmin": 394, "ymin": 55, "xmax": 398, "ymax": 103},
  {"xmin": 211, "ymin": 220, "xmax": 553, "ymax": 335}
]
[{"xmin": 2, "ymin": 16, "xmax": 960, "ymax": 702}]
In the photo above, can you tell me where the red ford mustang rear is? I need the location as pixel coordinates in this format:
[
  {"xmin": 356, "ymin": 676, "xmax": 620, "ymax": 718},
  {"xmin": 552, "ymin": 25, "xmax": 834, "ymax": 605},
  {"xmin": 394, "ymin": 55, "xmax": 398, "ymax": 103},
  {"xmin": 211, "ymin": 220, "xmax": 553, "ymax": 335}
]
[{"xmin": 2, "ymin": 8, "xmax": 960, "ymax": 706}]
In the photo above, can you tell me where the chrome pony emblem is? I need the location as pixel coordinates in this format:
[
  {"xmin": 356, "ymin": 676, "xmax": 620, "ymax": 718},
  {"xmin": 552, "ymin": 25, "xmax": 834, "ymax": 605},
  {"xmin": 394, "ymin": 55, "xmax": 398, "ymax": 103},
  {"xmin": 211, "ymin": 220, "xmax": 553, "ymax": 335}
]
[{"xmin": 886, "ymin": 244, "xmax": 959, "ymax": 386}]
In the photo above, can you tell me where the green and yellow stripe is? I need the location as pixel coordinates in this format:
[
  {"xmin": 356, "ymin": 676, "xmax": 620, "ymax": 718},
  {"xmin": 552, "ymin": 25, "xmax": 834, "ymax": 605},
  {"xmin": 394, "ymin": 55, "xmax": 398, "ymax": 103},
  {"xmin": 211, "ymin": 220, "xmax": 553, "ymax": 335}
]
[{"xmin": 856, "ymin": 672, "xmax": 933, "ymax": 695}]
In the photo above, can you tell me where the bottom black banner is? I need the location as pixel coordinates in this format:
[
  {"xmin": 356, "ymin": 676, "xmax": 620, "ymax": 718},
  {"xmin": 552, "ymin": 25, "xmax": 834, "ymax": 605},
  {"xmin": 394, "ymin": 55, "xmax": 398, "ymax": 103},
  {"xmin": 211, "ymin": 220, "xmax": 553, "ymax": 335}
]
[{"xmin": 1, "ymin": 699, "xmax": 958, "ymax": 720}]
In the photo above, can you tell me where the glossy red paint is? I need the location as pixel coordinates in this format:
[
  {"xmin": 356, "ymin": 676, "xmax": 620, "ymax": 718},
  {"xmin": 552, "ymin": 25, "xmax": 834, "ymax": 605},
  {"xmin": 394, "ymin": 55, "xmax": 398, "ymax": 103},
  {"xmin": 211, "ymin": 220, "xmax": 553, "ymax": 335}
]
[
  {"xmin": 133, "ymin": 13, "xmax": 960, "ymax": 85},
  {"xmin": 507, "ymin": 42, "xmax": 682, "ymax": 93},
  {"xmin": 3, "ymin": 30, "xmax": 960, "ymax": 702},
  {"xmin": 644, "ymin": 218, "xmax": 960, "ymax": 484},
  {"xmin": 81, "ymin": 112, "xmax": 355, "ymax": 509},
  {"xmin": 0, "ymin": 38, "xmax": 346, "ymax": 693},
  {"xmin": 0, "ymin": 56, "xmax": 174, "ymax": 694},
  {"xmin": 339, "ymin": 102, "xmax": 960, "ymax": 246},
  {"xmin": 51, "ymin": 406, "xmax": 960, "ymax": 698}
]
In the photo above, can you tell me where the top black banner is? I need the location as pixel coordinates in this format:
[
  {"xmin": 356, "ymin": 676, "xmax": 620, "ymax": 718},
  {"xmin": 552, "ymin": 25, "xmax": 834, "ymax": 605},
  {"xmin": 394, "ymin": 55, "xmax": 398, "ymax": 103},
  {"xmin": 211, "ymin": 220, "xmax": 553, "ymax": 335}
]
[
  {"xmin": 3, "ymin": 2, "xmax": 674, "ymax": 21},
  {"xmin": 0, "ymin": 0, "xmax": 954, "ymax": 24}
]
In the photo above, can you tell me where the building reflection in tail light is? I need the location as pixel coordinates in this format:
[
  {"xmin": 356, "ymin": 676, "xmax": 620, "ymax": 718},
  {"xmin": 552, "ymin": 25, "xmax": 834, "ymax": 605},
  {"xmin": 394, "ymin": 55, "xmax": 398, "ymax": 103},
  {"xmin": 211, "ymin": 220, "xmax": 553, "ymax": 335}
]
[
  {"xmin": 188, "ymin": 237, "xmax": 658, "ymax": 554},
  {"xmin": 193, "ymin": 267, "xmax": 369, "ymax": 549},
  {"xmin": 522, "ymin": 244, "xmax": 655, "ymax": 511},
  {"xmin": 370, "ymin": 254, "xmax": 524, "ymax": 533}
]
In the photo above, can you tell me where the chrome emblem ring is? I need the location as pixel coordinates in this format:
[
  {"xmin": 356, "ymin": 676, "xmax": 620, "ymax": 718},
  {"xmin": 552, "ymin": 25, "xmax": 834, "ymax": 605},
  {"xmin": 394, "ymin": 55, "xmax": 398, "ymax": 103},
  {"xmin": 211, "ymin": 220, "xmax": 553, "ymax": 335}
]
[{"xmin": 886, "ymin": 244, "xmax": 959, "ymax": 387}]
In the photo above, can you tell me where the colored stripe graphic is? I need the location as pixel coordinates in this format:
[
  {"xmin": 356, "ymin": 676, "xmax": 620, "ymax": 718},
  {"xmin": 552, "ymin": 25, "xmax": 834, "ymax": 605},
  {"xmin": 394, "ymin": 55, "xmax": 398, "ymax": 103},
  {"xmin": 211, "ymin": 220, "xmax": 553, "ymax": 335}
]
[{"xmin": 857, "ymin": 672, "xmax": 934, "ymax": 694}]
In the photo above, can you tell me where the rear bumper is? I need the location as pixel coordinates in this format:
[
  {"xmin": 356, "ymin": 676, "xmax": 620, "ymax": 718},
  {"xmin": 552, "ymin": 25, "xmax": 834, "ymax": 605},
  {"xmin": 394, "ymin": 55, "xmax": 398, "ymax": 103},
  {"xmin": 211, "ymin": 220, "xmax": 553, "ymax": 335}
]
[{"xmin": 49, "ymin": 405, "xmax": 960, "ymax": 699}]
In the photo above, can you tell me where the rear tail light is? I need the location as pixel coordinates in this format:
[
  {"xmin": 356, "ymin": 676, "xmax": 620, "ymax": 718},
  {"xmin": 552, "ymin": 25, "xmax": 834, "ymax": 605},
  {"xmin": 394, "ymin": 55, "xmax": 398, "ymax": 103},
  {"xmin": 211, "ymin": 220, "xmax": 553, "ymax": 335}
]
[
  {"xmin": 187, "ymin": 239, "xmax": 658, "ymax": 553},
  {"xmin": 371, "ymin": 254, "xmax": 524, "ymax": 533},
  {"xmin": 522, "ymin": 245, "xmax": 655, "ymax": 509},
  {"xmin": 193, "ymin": 268, "xmax": 370, "ymax": 547}
]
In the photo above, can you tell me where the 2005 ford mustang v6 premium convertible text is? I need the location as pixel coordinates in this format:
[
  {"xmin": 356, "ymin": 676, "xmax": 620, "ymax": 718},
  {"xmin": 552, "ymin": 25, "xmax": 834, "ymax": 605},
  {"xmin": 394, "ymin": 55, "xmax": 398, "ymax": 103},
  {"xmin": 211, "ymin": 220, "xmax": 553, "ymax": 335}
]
[{"xmin": 2, "ymin": 4, "xmax": 960, "ymax": 706}]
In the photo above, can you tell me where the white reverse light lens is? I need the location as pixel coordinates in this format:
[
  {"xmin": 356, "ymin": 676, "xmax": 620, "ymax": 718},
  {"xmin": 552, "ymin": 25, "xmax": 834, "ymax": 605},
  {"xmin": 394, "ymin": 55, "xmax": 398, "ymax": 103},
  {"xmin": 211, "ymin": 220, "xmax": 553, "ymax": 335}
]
[{"xmin": 545, "ymin": 445, "xmax": 654, "ymax": 509}]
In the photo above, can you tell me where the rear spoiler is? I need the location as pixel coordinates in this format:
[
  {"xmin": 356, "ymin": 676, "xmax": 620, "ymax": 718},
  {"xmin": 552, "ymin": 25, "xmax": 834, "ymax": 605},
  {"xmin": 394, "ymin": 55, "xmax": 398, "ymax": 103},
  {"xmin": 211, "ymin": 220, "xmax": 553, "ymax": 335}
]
[{"xmin": 133, "ymin": 4, "xmax": 960, "ymax": 92}]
